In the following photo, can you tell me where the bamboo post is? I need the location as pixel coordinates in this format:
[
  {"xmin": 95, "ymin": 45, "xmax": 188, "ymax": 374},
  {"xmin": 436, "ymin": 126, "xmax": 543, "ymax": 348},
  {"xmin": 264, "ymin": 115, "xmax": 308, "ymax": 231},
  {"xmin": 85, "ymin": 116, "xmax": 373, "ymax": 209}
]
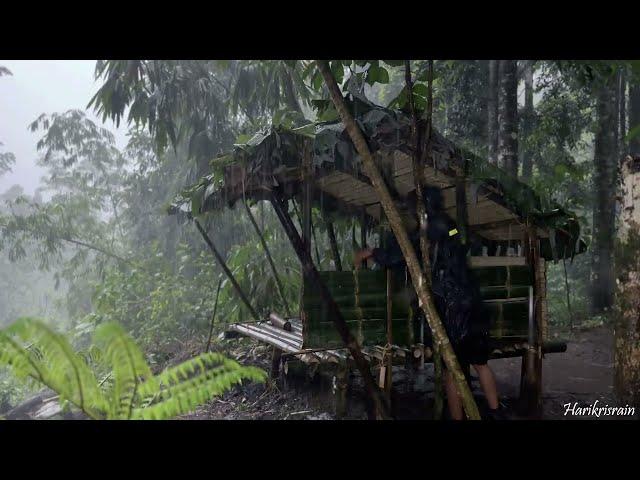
[
  {"xmin": 335, "ymin": 363, "xmax": 350, "ymax": 419},
  {"xmin": 243, "ymin": 197, "xmax": 292, "ymax": 317},
  {"xmin": 385, "ymin": 268, "xmax": 393, "ymax": 402},
  {"xmin": 562, "ymin": 251, "xmax": 573, "ymax": 331},
  {"xmin": 311, "ymin": 214, "xmax": 322, "ymax": 267},
  {"xmin": 319, "ymin": 60, "xmax": 480, "ymax": 420},
  {"xmin": 194, "ymin": 218, "xmax": 260, "ymax": 322},
  {"xmin": 302, "ymin": 149, "xmax": 312, "ymax": 259},
  {"xmin": 520, "ymin": 226, "xmax": 543, "ymax": 417},
  {"xmin": 271, "ymin": 346, "xmax": 283, "ymax": 379},
  {"xmin": 270, "ymin": 191, "xmax": 392, "ymax": 419},
  {"xmin": 455, "ymin": 161, "xmax": 470, "ymax": 246},
  {"xmin": 360, "ymin": 211, "xmax": 368, "ymax": 269},
  {"xmin": 326, "ymin": 219, "xmax": 343, "ymax": 271},
  {"xmin": 204, "ymin": 278, "xmax": 223, "ymax": 353}
]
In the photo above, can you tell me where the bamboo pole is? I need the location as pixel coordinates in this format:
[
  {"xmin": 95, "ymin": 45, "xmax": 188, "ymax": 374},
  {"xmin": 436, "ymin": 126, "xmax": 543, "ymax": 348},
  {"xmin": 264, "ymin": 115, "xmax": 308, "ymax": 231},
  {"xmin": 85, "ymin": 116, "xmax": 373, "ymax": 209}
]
[
  {"xmin": 193, "ymin": 218, "xmax": 260, "ymax": 322},
  {"xmin": 360, "ymin": 211, "xmax": 368, "ymax": 269},
  {"xmin": 562, "ymin": 252, "xmax": 574, "ymax": 331},
  {"xmin": 406, "ymin": 59, "xmax": 444, "ymax": 419},
  {"xmin": 385, "ymin": 268, "xmax": 393, "ymax": 402},
  {"xmin": 204, "ymin": 278, "xmax": 223, "ymax": 353},
  {"xmin": 230, "ymin": 324, "xmax": 294, "ymax": 351},
  {"xmin": 311, "ymin": 215, "xmax": 322, "ymax": 267},
  {"xmin": 318, "ymin": 60, "xmax": 480, "ymax": 420},
  {"xmin": 326, "ymin": 219, "xmax": 343, "ymax": 271},
  {"xmin": 270, "ymin": 191, "xmax": 392, "ymax": 419},
  {"xmin": 520, "ymin": 226, "xmax": 543, "ymax": 417},
  {"xmin": 243, "ymin": 197, "xmax": 292, "ymax": 317},
  {"xmin": 269, "ymin": 312, "xmax": 292, "ymax": 331}
]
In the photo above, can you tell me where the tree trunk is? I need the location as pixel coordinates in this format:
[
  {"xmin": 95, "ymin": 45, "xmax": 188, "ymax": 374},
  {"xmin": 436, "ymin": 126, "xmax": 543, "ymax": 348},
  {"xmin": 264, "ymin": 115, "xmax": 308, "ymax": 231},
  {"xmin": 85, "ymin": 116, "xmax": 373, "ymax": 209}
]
[
  {"xmin": 630, "ymin": 81, "xmax": 640, "ymax": 157},
  {"xmin": 614, "ymin": 155, "xmax": 640, "ymax": 410},
  {"xmin": 521, "ymin": 60, "xmax": 535, "ymax": 181},
  {"xmin": 498, "ymin": 60, "xmax": 519, "ymax": 177},
  {"xmin": 590, "ymin": 79, "xmax": 618, "ymax": 314},
  {"xmin": 318, "ymin": 60, "xmax": 481, "ymax": 420},
  {"xmin": 488, "ymin": 60, "xmax": 499, "ymax": 165}
]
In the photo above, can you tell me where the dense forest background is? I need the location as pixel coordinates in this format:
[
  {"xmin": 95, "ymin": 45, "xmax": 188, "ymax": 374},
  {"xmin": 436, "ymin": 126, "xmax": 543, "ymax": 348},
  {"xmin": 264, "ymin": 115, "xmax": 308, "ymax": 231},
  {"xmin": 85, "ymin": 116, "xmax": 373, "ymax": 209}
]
[{"xmin": 1, "ymin": 60, "xmax": 638, "ymax": 412}]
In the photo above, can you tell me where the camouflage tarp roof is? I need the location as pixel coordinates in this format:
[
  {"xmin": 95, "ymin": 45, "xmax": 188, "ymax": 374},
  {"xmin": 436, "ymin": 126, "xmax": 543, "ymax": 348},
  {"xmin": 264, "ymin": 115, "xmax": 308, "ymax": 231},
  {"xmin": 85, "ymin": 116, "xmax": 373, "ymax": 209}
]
[{"xmin": 171, "ymin": 100, "xmax": 587, "ymax": 261}]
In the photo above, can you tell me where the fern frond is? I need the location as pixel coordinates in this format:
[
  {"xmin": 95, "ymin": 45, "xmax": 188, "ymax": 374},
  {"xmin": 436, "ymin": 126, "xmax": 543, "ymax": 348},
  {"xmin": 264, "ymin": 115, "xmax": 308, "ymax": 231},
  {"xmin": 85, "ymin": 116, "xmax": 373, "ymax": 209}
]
[
  {"xmin": 132, "ymin": 364, "xmax": 266, "ymax": 420},
  {"xmin": 93, "ymin": 322, "xmax": 153, "ymax": 419},
  {"xmin": 0, "ymin": 330, "xmax": 46, "ymax": 381},
  {"xmin": 1, "ymin": 318, "xmax": 108, "ymax": 419},
  {"xmin": 132, "ymin": 352, "xmax": 266, "ymax": 420}
]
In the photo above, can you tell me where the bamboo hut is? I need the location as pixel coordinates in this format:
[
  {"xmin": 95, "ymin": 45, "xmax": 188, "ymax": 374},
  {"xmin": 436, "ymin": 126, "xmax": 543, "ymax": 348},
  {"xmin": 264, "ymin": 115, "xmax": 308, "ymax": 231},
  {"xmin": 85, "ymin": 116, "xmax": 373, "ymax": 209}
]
[{"xmin": 171, "ymin": 100, "xmax": 587, "ymax": 417}]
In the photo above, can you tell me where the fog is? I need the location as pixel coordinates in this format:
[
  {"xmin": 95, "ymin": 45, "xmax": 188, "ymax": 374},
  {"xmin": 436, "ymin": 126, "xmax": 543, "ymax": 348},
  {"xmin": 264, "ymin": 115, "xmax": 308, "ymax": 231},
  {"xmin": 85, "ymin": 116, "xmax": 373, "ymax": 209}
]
[{"xmin": 0, "ymin": 60, "xmax": 129, "ymax": 195}]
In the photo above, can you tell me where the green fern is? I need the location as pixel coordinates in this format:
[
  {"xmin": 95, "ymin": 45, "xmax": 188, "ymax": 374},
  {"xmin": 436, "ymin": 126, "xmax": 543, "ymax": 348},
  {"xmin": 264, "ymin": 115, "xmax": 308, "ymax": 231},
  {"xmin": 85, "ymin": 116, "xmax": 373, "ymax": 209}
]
[
  {"xmin": 0, "ymin": 318, "xmax": 267, "ymax": 419},
  {"xmin": 93, "ymin": 322, "xmax": 154, "ymax": 419}
]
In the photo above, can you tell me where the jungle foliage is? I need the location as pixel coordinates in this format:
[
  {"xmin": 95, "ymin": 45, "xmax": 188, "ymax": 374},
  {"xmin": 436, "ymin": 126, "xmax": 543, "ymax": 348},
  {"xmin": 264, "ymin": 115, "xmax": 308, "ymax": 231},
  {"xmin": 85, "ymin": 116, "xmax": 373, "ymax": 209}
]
[{"xmin": 1, "ymin": 59, "xmax": 639, "ymax": 414}]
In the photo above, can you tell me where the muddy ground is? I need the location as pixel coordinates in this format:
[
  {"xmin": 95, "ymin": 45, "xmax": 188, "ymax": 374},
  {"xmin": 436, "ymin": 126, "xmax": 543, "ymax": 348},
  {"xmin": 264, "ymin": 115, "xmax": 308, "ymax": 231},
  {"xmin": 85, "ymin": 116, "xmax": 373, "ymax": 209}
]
[{"xmin": 183, "ymin": 326, "xmax": 635, "ymax": 420}]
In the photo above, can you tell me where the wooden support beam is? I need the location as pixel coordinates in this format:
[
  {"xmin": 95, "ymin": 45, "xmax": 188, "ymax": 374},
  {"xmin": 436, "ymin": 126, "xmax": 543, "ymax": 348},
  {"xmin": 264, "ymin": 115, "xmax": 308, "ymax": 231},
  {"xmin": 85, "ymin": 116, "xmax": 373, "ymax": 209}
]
[
  {"xmin": 271, "ymin": 347, "xmax": 283, "ymax": 379},
  {"xmin": 270, "ymin": 190, "xmax": 391, "ymax": 419},
  {"xmin": 194, "ymin": 219, "xmax": 260, "ymax": 322},
  {"xmin": 243, "ymin": 198, "xmax": 292, "ymax": 317},
  {"xmin": 519, "ymin": 227, "xmax": 544, "ymax": 418}
]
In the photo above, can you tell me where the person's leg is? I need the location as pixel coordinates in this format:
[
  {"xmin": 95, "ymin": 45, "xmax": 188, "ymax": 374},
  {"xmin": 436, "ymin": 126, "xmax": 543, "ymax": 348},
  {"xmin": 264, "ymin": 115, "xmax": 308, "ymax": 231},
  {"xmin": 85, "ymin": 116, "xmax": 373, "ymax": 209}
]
[
  {"xmin": 472, "ymin": 363, "xmax": 499, "ymax": 410},
  {"xmin": 443, "ymin": 369, "xmax": 464, "ymax": 420}
]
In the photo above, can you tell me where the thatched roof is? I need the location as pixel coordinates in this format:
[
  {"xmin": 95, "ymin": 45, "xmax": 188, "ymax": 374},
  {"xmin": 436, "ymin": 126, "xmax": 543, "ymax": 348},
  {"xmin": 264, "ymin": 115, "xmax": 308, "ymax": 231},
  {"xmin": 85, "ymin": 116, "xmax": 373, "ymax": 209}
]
[{"xmin": 172, "ymin": 101, "xmax": 587, "ymax": 261}]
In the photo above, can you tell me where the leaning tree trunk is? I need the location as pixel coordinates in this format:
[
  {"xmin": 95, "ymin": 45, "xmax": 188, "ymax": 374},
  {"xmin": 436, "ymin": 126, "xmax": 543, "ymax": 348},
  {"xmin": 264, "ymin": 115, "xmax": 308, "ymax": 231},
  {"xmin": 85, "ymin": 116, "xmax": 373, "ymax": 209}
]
[
  {"xmin": 318, "ymin": 60, "xmax": 481, "ymax": 420},
  {"xmin": 521, "ymin": 60, "xmax": 535, "ymax": 181},
  {"xmin": 591, "ymin": 80, "xmax": 619, "ymax": 314},
  {"xmin": 269, "ymin": 193, "xmax": 392, "ymax": 419},
  {"xmin": 614, "ymin": 154, "xmax": 640, "ymax": 410},
  {"xmin": 487, "ymin": 60, "xmax": 499, "ymax": 165},
  {"xmin": 498, "ymin": 60, "xmax": 519, "ymax": 177}
]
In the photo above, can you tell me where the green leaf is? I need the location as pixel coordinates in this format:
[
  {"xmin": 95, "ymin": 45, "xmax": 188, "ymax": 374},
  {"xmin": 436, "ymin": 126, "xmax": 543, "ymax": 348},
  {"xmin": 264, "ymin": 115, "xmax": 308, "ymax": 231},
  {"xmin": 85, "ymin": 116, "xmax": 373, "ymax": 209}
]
[
  {"xmin": 312, "ymin": 68, "xmax": 324, "ymax": 91},
  {"xmin": 330, "ymin": 61, "xmax": 344, "ymax": 85},
  {"xmin": 412, "ymin": 83, "xmax": 428, "ymax": 97}
]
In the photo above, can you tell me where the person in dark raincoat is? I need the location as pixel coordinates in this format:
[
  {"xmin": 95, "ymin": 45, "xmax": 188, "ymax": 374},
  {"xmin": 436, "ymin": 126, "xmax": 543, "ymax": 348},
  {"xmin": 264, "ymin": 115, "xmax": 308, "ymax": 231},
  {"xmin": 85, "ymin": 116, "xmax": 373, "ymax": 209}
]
[{"xmin": 354, "ymin": 186, "xmax": 505, "ymax": 420}]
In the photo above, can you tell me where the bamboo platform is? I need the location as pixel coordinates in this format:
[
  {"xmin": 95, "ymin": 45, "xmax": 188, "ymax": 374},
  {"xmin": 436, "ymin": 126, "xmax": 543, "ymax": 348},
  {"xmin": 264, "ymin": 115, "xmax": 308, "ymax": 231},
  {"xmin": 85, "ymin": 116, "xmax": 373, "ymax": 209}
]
[{"xmin": 224, "ymin": 318, "xmax": 566, "ymax": 367}]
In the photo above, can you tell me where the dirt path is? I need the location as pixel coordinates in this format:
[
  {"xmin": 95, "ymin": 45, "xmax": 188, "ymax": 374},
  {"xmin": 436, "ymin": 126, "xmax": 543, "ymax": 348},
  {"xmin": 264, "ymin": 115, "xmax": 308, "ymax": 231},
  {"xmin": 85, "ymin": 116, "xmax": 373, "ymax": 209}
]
[
  {"xmin": 492, "ymin": 326, "xmax": 622, "ymax": 419},
  {"xmin": 186, "ymin": 326, "xmax": 635, "ymax": 420}
]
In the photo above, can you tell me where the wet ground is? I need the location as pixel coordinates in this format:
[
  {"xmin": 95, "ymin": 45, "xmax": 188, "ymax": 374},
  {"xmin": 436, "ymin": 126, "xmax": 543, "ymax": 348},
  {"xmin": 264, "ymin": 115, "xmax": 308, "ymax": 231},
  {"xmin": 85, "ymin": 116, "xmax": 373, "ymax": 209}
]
[{"xmin": 185, "ymin": 326, "xmax": 635, "ymax": 420}]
